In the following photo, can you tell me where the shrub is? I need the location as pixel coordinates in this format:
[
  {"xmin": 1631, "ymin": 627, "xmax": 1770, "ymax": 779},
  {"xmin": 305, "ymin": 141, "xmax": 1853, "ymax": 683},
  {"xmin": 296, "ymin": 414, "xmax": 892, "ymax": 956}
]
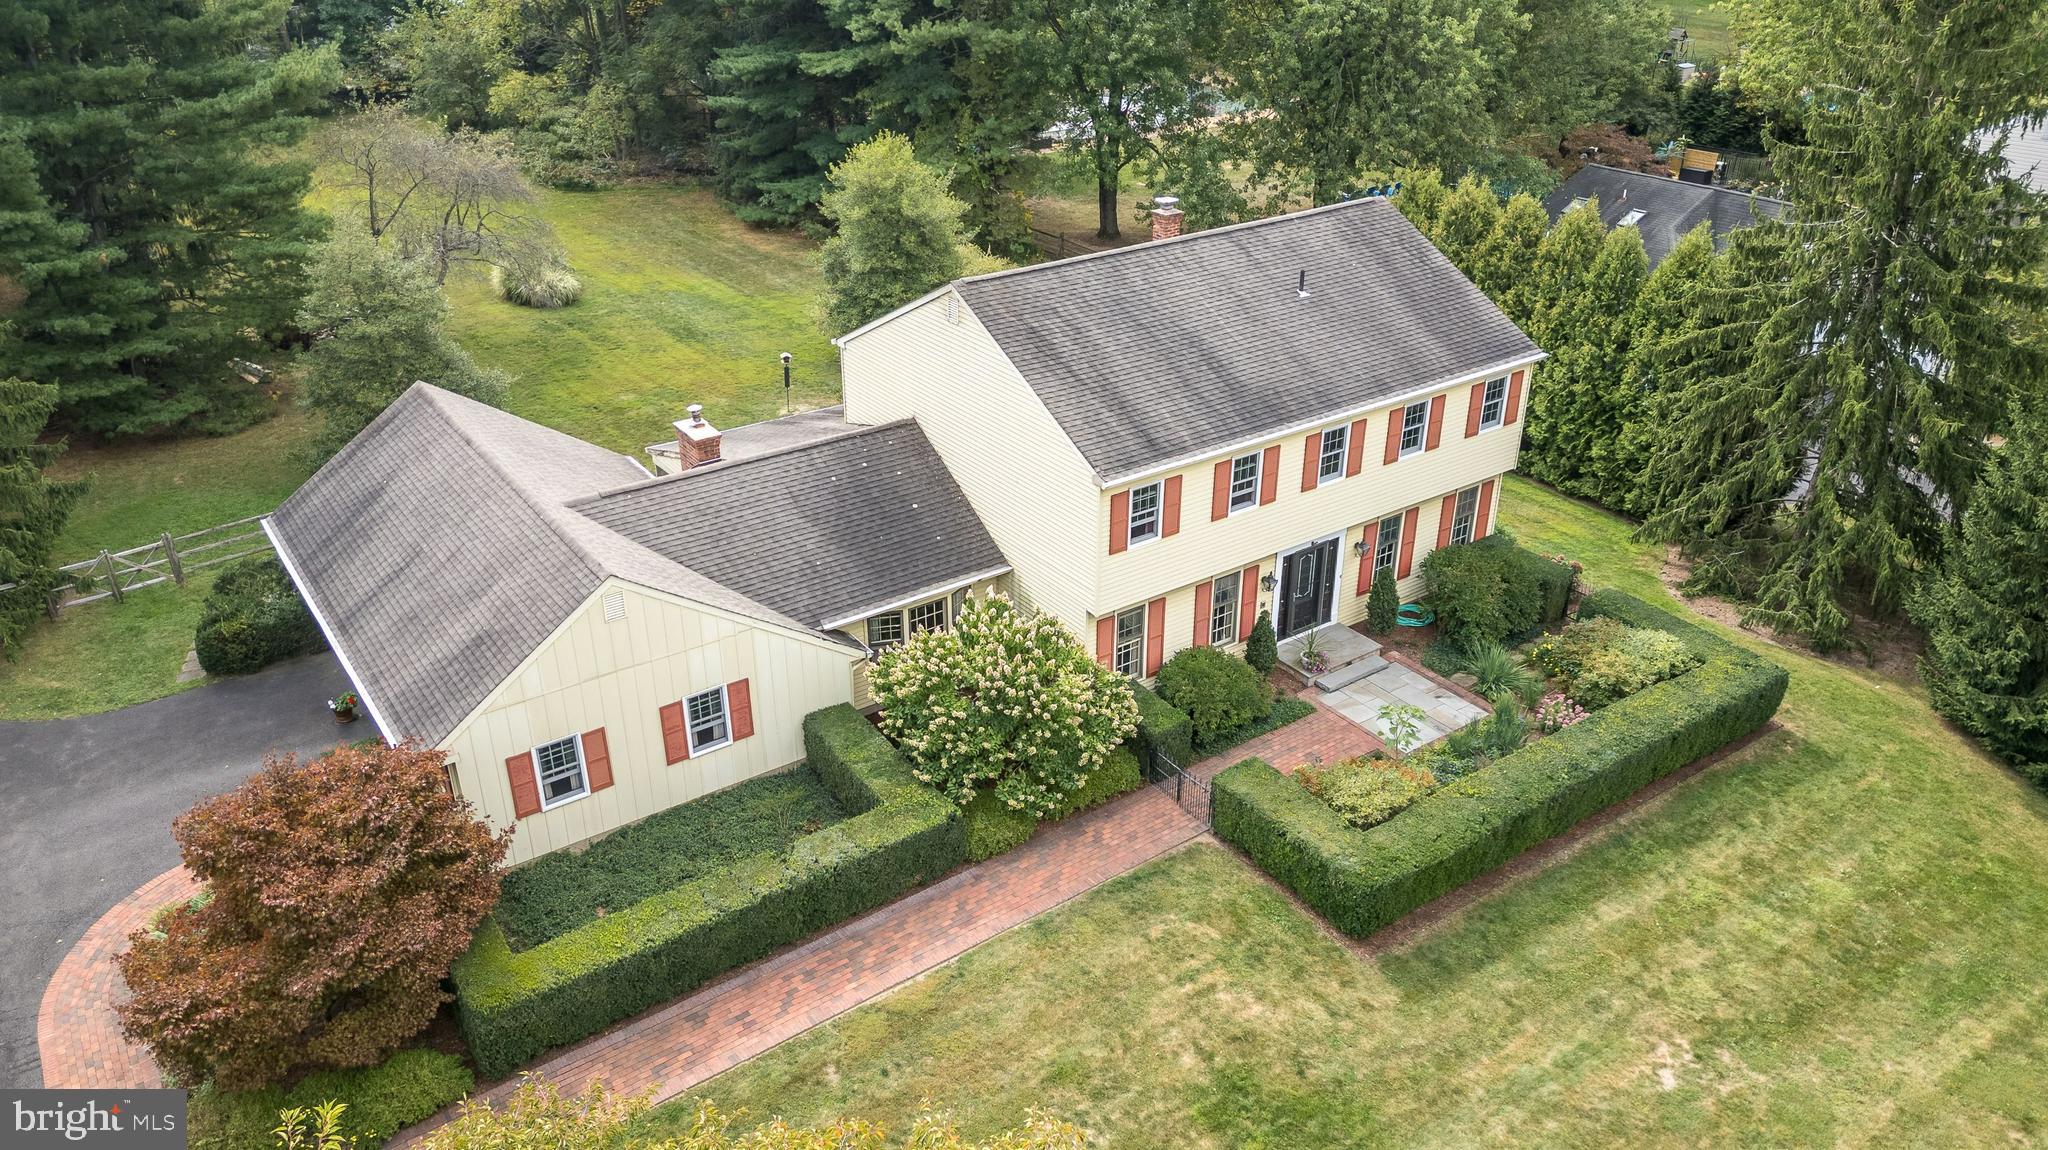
[
  {"xmin": 451, "ymin": 705, "xmax": 964, "ymax": 1078},
  {"xmin": 1131, "ymin": 680, "xmax": 1195, "ymax": 767},
  {"xmin": 1245, "ymin": 608, "xmax": 1278, "ymax": 673},
  {"xmin": 1527, "ymin": 616, "xmax": 1627, "ymax": 681},
  {"xmin": 118, "ymin": 744, "xmax": 508, "ymax": 1089},
  {"xmin": 1571, "ymin": 628, "xmax": 1699, "ymax": 709},
  {"xmin": 1421, "ymin": 535, "xmax": 1574, "ymax": 646},
  {"xmin": 1533, "ymin": 692, "xmax": 1589, "ymax": 732},
  {"xmin": 187, "ymin": 1049, "xmax": 472, "ymax": 1150},
  {"xmin": 1155, "ymin": 648, "xmax": 1273, "ymax": 746},
  {"xmin": 193, "ymin": 557, "xmax": 326, "ymax": 676},
  {"xmin": 1444, "ymin": 698, "xmax": 1531, "ymax": 766},
  {"xmin": 873, "ymin": 594, "xmax": 1137, "ymax": 819},
  {"xmin": 1213, "ymin": 589, "xmax": 1787, "ymax": 938},
  {"xmin": 962, "ymin": 788, "xmax": 1037, "ymax": 861},
  {"xmin": 1450, "ymin": 642, "xmax": 1543, "ymax": 706},
  {"xmin": 490, "ymin": 263, "xmax": 583, "ymax": 308},
  {"xmin": 1193, "ymin": 695, "xmax": 1316, "ymax": 756},
  {"xmin": 1047, "ymin": 747, "xmax": 1142, "ymax": 817},
  {"xmin": 1295, "ymin": 756, "xmax": 1438, "ymax": 830},
  {"xmin": 1366, "ymin": 571, "xmax": 1400, "ymax": 634}
]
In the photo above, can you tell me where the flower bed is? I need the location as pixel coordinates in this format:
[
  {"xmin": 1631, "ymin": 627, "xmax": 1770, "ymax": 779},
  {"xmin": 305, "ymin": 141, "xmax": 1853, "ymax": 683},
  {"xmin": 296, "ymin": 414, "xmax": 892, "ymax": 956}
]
[
  {"xmin": 450, "ymin": 704, "xmax": 964, "ymax": 1078},
  {"xmin": 1213, "ymin": 589, "xmax": 1787, "ymax": 938}
]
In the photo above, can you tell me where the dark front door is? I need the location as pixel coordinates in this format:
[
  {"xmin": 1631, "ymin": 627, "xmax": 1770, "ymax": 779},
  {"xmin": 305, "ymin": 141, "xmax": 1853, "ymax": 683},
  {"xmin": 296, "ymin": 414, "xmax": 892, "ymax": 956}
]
[{"xmin": 1278, "ymin": 537, "xmax": 1339, "ymax": 639}]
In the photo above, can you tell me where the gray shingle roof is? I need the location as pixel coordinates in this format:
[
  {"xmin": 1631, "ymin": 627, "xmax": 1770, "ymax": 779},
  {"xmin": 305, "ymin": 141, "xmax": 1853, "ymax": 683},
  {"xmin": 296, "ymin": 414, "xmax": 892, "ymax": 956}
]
[
  {"xmin": 2003, "ymin": 119, "xmax": 2048, "ymax": 196},
  {"xmin": 951, "ymin": 197, "xmax": 1539, "ymax": 483},
  {"xmin": 577, "ymin": 419, "xmax": 1009, "ymax": 629},
  {"xmin": 1544, "ymin": 165, "xmax": 1788, "ymax": 267},
  {"xmin": 267, "ymin": 384, "xmax": 809, "ymax": 745},
  {"xmin": 646, "ymin": 405, "xmax": 863, "ymax": 467}
]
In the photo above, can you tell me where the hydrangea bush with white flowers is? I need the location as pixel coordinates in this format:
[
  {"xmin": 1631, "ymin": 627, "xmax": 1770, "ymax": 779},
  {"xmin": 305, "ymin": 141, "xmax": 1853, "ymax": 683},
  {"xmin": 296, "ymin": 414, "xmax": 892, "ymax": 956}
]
[{"xmin": 873, "ymin": 593, "xmax": 1140, "ymax": 818}]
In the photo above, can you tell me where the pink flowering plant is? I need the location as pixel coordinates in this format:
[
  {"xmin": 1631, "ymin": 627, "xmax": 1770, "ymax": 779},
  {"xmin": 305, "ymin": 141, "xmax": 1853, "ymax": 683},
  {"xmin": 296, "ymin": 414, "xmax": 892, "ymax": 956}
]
[
  {"xmin": 873, "ymin": 593, "xmax": 1139, "ymax": 818},
  {"xmin": 1533, "ymin": 692, "xmax": 1589, "ymax": 733}
]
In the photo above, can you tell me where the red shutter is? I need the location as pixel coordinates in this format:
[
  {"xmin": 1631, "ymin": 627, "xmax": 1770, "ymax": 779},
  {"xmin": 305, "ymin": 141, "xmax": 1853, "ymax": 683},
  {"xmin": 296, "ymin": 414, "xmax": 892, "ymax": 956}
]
[
  {"xmin": 659, "ymin": 701, "xmax": 689, "ymax": 764},
  {"xmin": 1437, "ymin": 493, "xmax": 1457, "ymax": 550},
  {"xmin": 582, "ymin": 728, "xmax": 613, "ymax": 792},
  {"xmin": 1109, "ymin": 490, "xmax": 1130, "ymax": 555},
  {"xmin": 1162, "ymin": 475, "xmax": 1182, "ymax": 537},
  {"xmin": 1465, "ymin": 383, "xmax": 1485, "ymax": 437},
  {"xmin": 1145, "ymin": 597, "xmax": 1166, "ymax": 676},
  {"xmin": 1300, "ymin": 432, "xmax": 1320, "ymax": 492},
  {"xmin": 1211, "ymin": 460, "xmax": 1231, "ymax": 521},
  {"xmin": 1345, "ymin": 418, "xmax": 1367, "ymax": 476},
  {"xmin": 1192, "ymin": 580, "xmax": 1212, "ymax": 647},
  {"xmin": 1398, "ymin": 508, "xmax": 1419, "ymax": 577},
  {"xmin": 1096, "ymin": 616, "xmax": 1115, "ymax": 667},
  {"xmin": 1425, "ymin": 394, "xmax": 1446, "ymax": 450},
  {"xmin": 505, "ymin": 752, "xmax": 541, "ymax": 818},
  {"xmin": 1383, "ymin": 414, "xmax": 1402, "ymax": 464},
  {"xmin": 1506, "ymin": 369, "xmax": 1525, "ymax": 425},
  {"xmin": 1356, "ymin": 521, "xmax": 1379, "ymax": 595},
  {"xmin": 1258, "ymin": 445, "xmax": 1279, "ymax": 505},
  {"xmin": 727, "ymin": 679, "xmax": 754, "ymax": 741},
  {"xmin": 1239, "ymin": 567, "xmax": 1259, "ymax": 641},
  {"xmin": 1475, "ymin": 478, "xmax": 1495, "ymax": 539}
]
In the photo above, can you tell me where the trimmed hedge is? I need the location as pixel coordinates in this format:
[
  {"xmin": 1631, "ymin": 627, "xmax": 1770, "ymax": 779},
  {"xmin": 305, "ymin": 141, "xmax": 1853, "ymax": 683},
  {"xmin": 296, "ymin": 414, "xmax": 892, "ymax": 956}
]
[
  {"xmin": 1131, "ymin": 681, "xmax": 1194, "ymax": 768},
  {"xmin": 187, "ymin": 1049, "xmax": 471, "ymax": 1150},
  {"xmin": 451, "ymin": 705, "xmax": 964, "ymax": 1077},
  {"xmin": 1214, "ymin": 589, "xmax": 1786, "ymax": 938},
  {"xmin": 961, "ymin": 748, "xmax": 1143, "ymax": 861},
  {"xmin": 194, "ymin": 556, "xmax": 327, "ymax": 676}
]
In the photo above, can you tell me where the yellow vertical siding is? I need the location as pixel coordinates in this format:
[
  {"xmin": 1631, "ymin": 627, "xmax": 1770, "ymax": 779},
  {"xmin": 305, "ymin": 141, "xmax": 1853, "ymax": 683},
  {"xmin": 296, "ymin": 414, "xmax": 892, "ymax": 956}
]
[{"xmin": 441, "ymin": 580, "xmax": 863, "ymax": 866}]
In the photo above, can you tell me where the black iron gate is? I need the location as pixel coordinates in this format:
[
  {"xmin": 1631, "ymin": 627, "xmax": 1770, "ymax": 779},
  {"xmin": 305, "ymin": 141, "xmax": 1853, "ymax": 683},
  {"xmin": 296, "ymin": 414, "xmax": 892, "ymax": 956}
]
[{"xmin": 1142, "ymin": 744, "xmax": 1211, "ymax": 825}]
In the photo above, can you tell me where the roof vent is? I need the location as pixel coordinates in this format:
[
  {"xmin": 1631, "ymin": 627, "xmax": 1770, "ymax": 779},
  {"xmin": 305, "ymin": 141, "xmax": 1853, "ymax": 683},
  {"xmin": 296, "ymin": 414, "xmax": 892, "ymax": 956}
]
[{"xmin": 1297, "ymin": 269, "xmax": 1311, "ymax": 299}]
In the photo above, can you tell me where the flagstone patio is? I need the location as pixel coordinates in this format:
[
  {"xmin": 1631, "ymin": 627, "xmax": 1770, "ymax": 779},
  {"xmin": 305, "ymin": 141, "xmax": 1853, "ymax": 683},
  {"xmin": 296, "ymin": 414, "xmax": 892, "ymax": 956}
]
[{"xmin": 1319, "ymin": 658, "xmax": 1489, "ymax": 747}]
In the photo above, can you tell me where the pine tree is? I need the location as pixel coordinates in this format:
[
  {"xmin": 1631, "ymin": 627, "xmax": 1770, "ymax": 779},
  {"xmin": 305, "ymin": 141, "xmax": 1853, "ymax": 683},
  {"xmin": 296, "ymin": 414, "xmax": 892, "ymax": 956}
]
[
  {"xmin": 0, "ymin": 0, "xmax": 339, "ymax": 437},
  {"xmin": 819, "ymin": 133, "xmax": 969, "ymax": 333},
  {"xmin": 1911, "ymin": 400, "xmax": 2048, "ymax": 779},
  {"xmin": 1530, "ymin": 225, "xmax": 1647, "ymax": 502},
  {"xmin": 1468, "ymin": 192, "xmax": 1548, "ymax": 326},
  {"xmin": 1641, "ymin": 0, "xmax": 2048, "ymax": 649},
  {"xmin": 1608, "ymin": 223, "xmax": 1718, "ymax": 517},
  {"xmin": 706, "ymin": 0, "xmax": 867, "ymax": 225},
  {"xmin": 1515, "ymin": 201, "xmax": 1607, "ymax": 487},
  {"xmin": 0, "ymin": 378, "xmax": 80, "ymax": 655},
  {"xmin": 1366, "ymin": 569, "xmax": 1399, "ymax": 635}
]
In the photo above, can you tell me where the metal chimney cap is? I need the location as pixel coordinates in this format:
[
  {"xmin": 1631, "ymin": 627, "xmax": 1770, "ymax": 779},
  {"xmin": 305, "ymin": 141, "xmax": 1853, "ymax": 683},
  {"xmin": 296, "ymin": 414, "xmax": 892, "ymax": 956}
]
[
  {"xmin": 1154, "ymin": 195, "xmax": 1181, "ymax": 211},
  {"xmin": 687, "ymin": 403, "xmax": 704, "ymax": 424}
]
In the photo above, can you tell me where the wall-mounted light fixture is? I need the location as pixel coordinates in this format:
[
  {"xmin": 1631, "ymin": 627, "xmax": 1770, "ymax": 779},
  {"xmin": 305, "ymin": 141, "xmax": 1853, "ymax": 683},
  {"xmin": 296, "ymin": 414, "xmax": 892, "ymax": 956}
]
[
  {"xmin": 1259, "ymin": 572, "xmax": 1278, "ymax": 593},
  {"xmin": 1353, "ymin": 539, "xmax": 1370, "ymax": 556}
]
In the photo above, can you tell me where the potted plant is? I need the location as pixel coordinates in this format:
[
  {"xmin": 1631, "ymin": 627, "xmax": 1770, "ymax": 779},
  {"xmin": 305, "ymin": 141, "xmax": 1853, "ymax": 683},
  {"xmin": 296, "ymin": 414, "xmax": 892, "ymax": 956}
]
[
  {"xmin": 1298, "ymin": 629, "xmax": 1330, "ymax": 677},
  {"xmin": 328, "ymin": 691, "xmax": 360, "ymax": 724}
]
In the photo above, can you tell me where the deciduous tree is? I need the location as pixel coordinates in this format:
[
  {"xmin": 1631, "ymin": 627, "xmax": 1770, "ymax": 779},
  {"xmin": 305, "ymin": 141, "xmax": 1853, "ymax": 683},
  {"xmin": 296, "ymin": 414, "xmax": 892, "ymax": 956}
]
[
  {"xmin": 117, "ymin": 743, "xmax": 510, "ymax": 1089},
  {"xmin": 818, "ymin": 132, "xmax": 969, "ymax": 332}
]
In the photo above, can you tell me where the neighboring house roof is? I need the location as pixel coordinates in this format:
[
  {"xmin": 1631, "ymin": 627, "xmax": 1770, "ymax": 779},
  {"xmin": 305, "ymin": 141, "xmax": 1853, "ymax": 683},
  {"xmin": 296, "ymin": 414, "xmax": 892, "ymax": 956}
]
[
  {"xmin": 944, "ymin": 197, "xmax": 1540, "ymax": 484},
  {"xmin": 267, "ymin": 383, "xmax": 814, "ymax": 746},
  {"xmin": 2001, "ymin": 119, "xmax": 2048, "ymax": 197},
  {"xmin": 1544, "ymin": 164, "xmax": 1788, "ymax": 268},
  {"xmin": 646, "ymin": 405, "xmax": 864, "ymax": 467},
  {"xmin": 578, "ymin": 419, "xmax": 1010, "ymax": 631}
]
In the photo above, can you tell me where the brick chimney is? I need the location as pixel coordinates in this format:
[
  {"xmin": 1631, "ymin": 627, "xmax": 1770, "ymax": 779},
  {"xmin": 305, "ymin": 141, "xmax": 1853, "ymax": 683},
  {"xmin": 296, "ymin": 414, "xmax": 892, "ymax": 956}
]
[
  {"xmin": 1150, "ymin": 195, "xmax": 1184, "ymax": 242},
  {"xmin": 674, "ymin": 404, "xmax": 722, "ymax": 469}
]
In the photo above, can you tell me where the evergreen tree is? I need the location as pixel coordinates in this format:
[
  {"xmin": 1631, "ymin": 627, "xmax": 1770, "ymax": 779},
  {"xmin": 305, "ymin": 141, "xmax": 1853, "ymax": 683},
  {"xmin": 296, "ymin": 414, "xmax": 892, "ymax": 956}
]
[
  {"xmin": 1515, "ymin": 201, "xmax": 1607, "ymax": 486},
  {"xmin": 0, "ymin": 0, "xmax": 339, "ymax": 437},
  {"xmin": 819, "ymin": 133, "xmax": 969, "ymax": 333},
  {"xmin": 297, "ymin": 233, "xmax": 511, "ymax": 459},
  {"xmin": 1642, "ymin": 0, "xmax": 2048, "ymax": 648},
  {"xmin": 1467, "ymin": 192, "xmax": 1547, "ymax": 325},
  {"xmin": 1527, "ymin": 225, "xmax": 1646, "ymax": 501},
  {"xmin": 706, "ymin": 0, "xmax": 869, "ymax": 225},
  {"xmin": 1366, "ymin": 568, "xmax": 1399, "ymax": 634},
  {"xmin": 1911, "ymin": 400, "xmax": 2048, "ymax": 780},
  {"xmin": 1392, "ymin": 167, "xmax": 1450, "ymax": 235},
  {"xmin": 1609, "ymin": 223, "xmax": 1718, "ymax": 517},
  {"xmin": 1245, "ymin": 608, "xmax": 1278, "ymax": 674},
  {"xmin": 0, "ymin": 378, "xmax": 81, "ymax": 656},
  {"xmin": 1430, "ymin": 175, "xmax": 1503, "ymax": 280}
]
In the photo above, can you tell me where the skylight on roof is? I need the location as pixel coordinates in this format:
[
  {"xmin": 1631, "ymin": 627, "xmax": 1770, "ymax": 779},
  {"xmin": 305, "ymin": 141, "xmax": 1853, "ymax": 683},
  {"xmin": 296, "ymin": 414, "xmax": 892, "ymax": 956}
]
[{"xmin": 1619, "ymin": 208, "xmax": 1646, "ymax": 226}]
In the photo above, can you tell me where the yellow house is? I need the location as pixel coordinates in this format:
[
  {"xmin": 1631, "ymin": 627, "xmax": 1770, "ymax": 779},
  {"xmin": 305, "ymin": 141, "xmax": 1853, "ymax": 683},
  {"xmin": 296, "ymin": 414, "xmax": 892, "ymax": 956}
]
[
  {"xmin": 266, "ymin": 384, "xmax": 1008, "ymax": 864},
  {"xmin": 835, "ymin": 196, "xmax": 1545, "ymax": 680}
]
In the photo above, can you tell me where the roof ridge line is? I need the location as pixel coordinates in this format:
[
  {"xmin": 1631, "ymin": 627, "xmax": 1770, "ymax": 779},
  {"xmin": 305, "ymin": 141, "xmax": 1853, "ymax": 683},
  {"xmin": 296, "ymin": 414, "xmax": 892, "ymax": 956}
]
[
  {"xmin": 1576, "ymin": 163, "xmax": 1793, "ymax": 207},
  {"xmin": 575, "ymin": 417, "xmax": 917, "ymax": 505}
]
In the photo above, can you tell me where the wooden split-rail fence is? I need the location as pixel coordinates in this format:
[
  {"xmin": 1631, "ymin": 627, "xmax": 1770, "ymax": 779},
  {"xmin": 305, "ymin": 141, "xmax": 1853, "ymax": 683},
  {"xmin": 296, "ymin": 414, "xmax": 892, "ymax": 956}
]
[{"xmin": 0, "ymin": 514, "xmax": 275, "ymax": 617}]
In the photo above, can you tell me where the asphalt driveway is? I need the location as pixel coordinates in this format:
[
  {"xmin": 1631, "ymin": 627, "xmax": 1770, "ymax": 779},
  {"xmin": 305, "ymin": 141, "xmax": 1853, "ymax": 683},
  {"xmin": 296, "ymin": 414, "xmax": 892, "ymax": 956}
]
[{"xmin": 0, "ymin": 652, "xmax": 355, "ymax": 1087}]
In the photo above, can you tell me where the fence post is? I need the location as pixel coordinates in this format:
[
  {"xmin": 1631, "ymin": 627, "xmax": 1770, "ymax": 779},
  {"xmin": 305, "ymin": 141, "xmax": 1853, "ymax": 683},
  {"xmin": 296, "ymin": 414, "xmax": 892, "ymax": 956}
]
[
  {"xmin": 162, "ymin": 532, "xmax": 184, "ymax": 585},
  {"xmin": 99, "ymin": 550, "xmax": 122, "ymax": 603}
]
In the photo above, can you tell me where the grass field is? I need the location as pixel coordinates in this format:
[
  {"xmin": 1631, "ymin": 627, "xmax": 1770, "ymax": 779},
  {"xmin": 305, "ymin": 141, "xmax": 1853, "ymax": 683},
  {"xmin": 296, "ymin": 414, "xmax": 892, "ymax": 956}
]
[
  {"xmin": 1667, "ymin": 0, "xmax": 1733, "ymax": 61},
  {"xmin": 0, "ymin": 568, "xmax": 220, "ymax": 720},
  {"xmin": 643, "ymin": 475, "xmax": 2048, "ymax": 1148}
]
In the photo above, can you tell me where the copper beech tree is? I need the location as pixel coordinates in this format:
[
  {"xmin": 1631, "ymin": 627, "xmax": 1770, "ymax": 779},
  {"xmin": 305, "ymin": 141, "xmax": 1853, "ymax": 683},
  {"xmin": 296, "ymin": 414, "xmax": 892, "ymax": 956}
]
[{"xmin": 117, "ymin": 742, "xmax": 510, "ymax": 1089}]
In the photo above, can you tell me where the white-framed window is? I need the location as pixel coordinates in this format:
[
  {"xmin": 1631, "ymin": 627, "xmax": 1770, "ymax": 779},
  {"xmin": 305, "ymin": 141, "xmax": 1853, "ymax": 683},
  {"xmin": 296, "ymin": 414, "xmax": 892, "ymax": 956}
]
[
  {"xmin": 1399, "ymin": 401, "xmax": 1429, "ymax": 457},
  {"xmin": 908, "ymin": 597, "xmax": 948, "ymax": 633},
  {"xmin": 1112, "ymin": 604, "xmax": 1146, "ymax": 678},
  {"xmin": 1317, "ymin": 426, "xmax": 1349, "ymax": 482},
  {"xmin": 1479, "ymin": 376, "xmax": 1509, "ymax": 431},
  {"xmin": 1374, "ymin": 512, "xmax": 1403, "ymax": 574},
  {"xmin": 1228, "ymin": 452, "xmax": 1262, "ymax": 513},
  {"xmin": 867, "ymin": 610, "xmax": 906, "ymax": 649},
  {"xmin": 685, "ymin": 685, "xmax": 731, "ymax": 754},
  {"xmin": 1127, "ymin": 480, "xmax": 1162, "ymax": 546},
  {"xmin": 1209, "ymin": 573, "xmax": 1240, "ymax": 646},
  {"xmin": 533, "ymin": 734, "xmax": 589, "ymax": 810},
  {"xmin": 1451, "ymin": 485, "xmax": 1481, "ymax": 546}
]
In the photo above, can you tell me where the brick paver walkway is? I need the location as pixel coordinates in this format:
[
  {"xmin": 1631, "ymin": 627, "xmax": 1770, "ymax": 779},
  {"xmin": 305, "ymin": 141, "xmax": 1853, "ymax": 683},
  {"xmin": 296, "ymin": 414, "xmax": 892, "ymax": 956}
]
[
  {"xmin": 393, "ymin": 781, "xmax": 1205, "ymax": 1143},
  {"xmin": 37, "ymin": 866, "xmax": 198, "ymax": 1088},
  {"xmin": 1192, "ymin": 689, "xmax": 1386, "ymax": 781}
]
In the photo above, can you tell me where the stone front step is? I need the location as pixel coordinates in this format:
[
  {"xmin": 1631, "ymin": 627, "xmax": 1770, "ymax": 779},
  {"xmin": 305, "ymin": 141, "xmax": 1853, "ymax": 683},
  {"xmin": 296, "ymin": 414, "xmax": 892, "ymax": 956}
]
[{"xmin": 1313, "ymin": 653, "xmax": 1388, "ymax": 691}]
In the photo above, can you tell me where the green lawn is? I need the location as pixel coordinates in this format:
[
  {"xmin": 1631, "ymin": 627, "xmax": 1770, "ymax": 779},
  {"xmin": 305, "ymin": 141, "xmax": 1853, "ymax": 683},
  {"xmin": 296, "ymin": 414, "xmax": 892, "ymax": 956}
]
[
  {"xmin": 0, "ymin": 568, "xmax": 219, "ymax": 720},
  {"xmin": 644, "ymin": 475, "xmax": 2048, "ymax": 1148},
  {"xmin": 1667, "ymin": 0, "xmax": 1733, "ymax": 61}
]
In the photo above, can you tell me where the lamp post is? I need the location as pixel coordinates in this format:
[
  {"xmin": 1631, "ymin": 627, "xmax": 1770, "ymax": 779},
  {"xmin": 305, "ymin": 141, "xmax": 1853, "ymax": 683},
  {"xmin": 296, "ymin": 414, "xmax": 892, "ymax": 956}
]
[{"xmin": 780, "ymin": 351, "xmax": 792, "ymax": 413}]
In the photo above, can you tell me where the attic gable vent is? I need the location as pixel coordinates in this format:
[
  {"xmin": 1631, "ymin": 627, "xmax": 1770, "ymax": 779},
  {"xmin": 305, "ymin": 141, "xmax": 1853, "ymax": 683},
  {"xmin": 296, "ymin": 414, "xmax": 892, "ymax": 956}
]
[
  {"xmin": 602, "ymin": 590, "xmax": 626, "ymax": 622},
  {"xmin": 945, "ymin": 294, "xmax": 960, "ymax": 324}
]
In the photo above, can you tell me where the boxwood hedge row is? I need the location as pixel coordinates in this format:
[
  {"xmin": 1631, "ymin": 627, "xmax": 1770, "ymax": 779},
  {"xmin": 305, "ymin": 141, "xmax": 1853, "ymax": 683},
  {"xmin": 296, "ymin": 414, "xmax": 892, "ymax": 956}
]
[
  {"xmin": 452, "ymin": 704, "xmax": 964, "ymax": 1077},
  {"xmin": 1213, "ymin": 589, "xmax": 1787, "ymax": 938}
]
